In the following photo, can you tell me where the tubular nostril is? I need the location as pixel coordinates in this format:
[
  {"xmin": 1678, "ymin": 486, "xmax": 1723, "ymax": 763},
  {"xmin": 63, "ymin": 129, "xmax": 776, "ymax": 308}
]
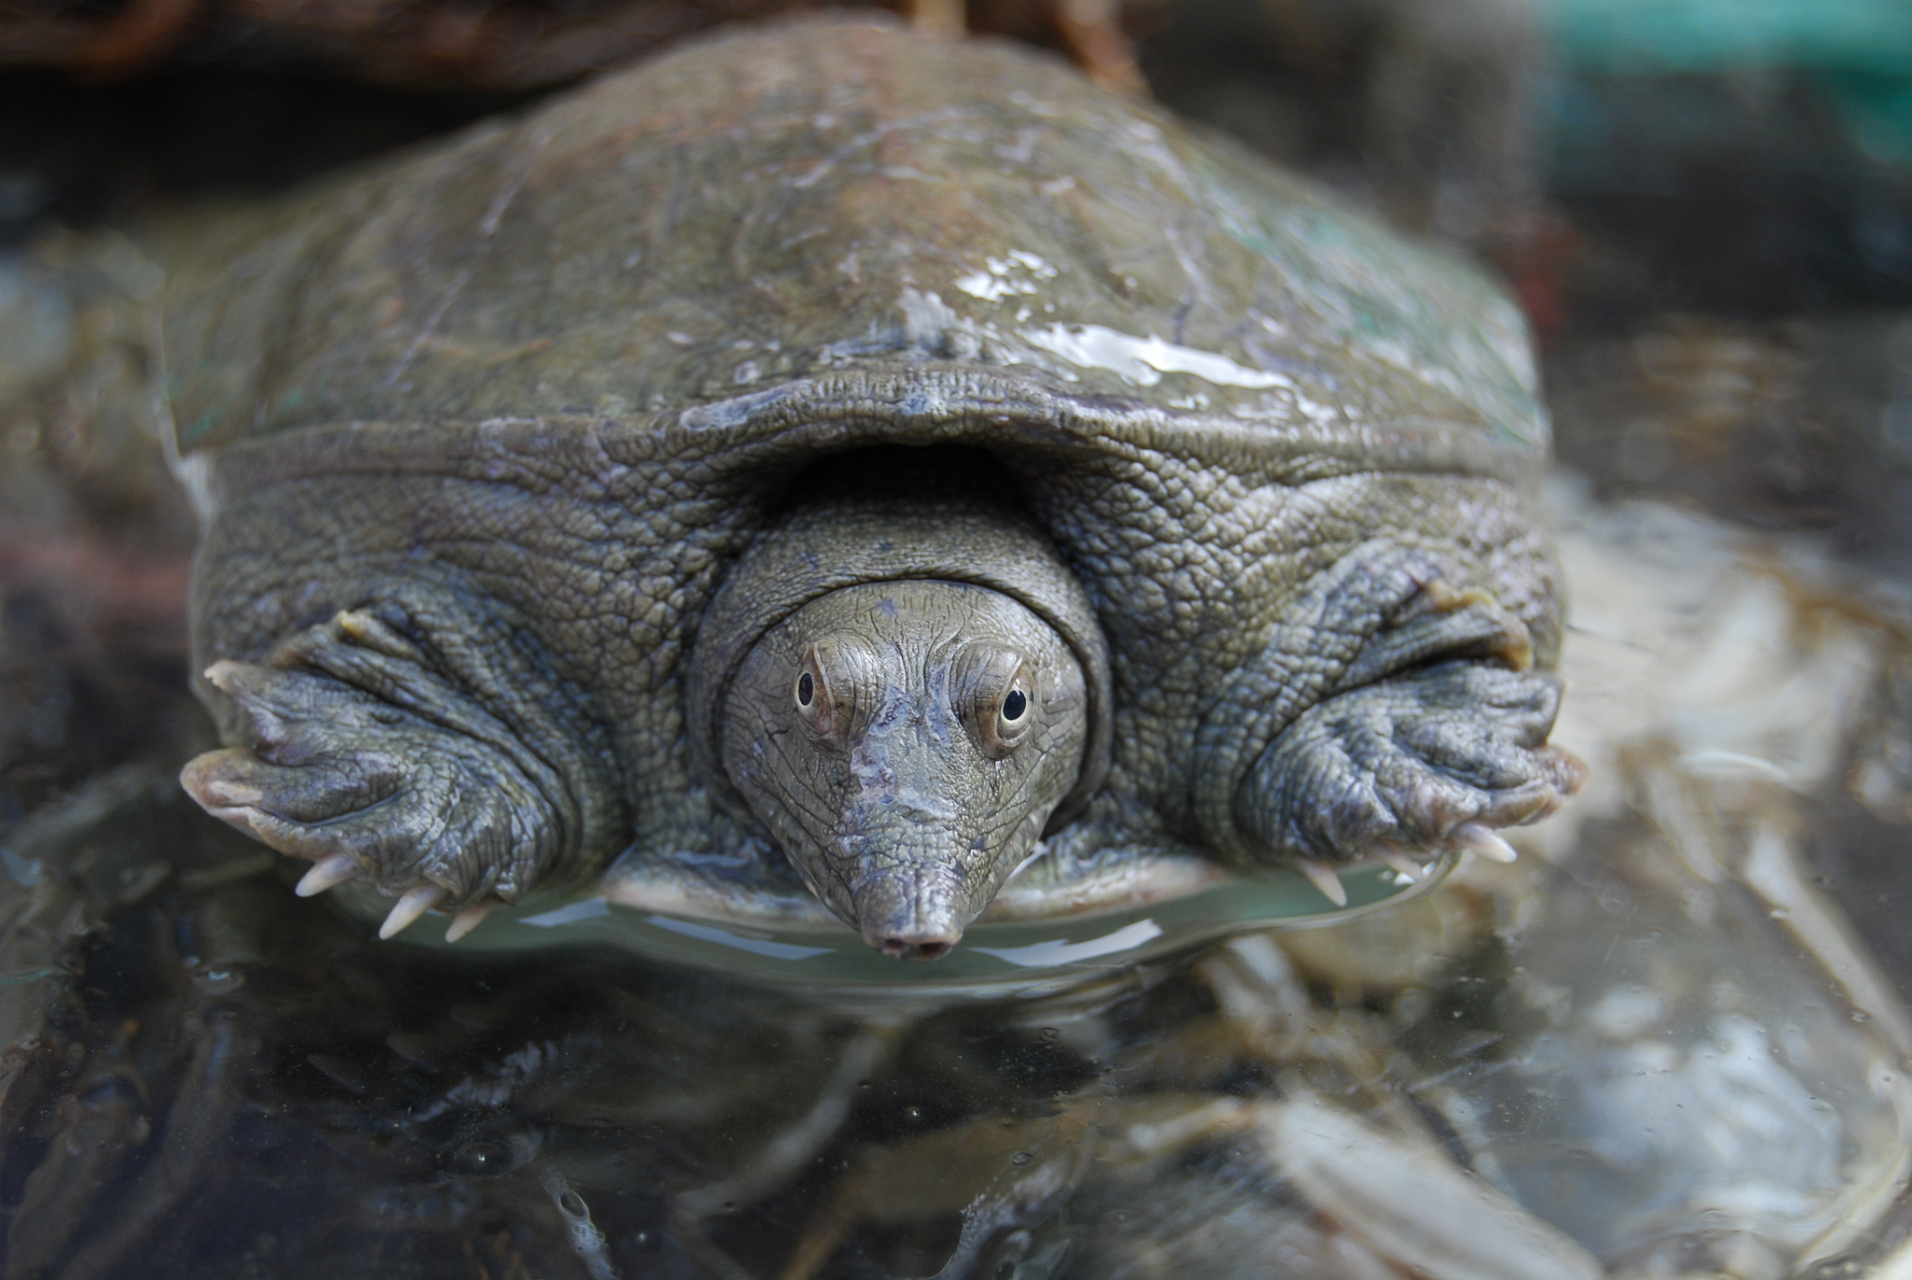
[{"xmin": 874, "ymin": 936, "xmax": 955, "ymax": 961}]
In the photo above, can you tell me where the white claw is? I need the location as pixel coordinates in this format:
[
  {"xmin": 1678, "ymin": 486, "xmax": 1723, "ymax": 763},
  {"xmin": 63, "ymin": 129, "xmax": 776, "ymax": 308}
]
[
  {"xmin": 1452, "ymin": 821, "xmax": 1519, "ymax": 863},
  {"xmin": 1295, "ymin": 857, "xmax": 1349, "ymax": 907},
  {"xmin": 379, "ymin": 884, "xmax": 447, "ymax": 939},
  {"xmin": 1375, "ymin": 843, "xmax": 1426, "ymax": 882},
  {"xmin": 444, "ymin": 900, "xmax": 498, "ymax": 943},
  {"xmin": 296, "ymin": 853, "xmax": 362, "ymax": 897}
]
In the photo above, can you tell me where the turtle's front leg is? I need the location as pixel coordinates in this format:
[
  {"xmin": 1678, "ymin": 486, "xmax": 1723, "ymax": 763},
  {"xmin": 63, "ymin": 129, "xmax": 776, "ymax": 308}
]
[
  {"xmin": 1200, "ymin": 540, "xmax": 1584, "ymax": 902},
  {"xmin": 181, "ymin": 585, "xmax": 623, "ymax": 939},
  {"xmin": 1235, "ymin": 660, "xmax": 1583, "ymax": 900}
]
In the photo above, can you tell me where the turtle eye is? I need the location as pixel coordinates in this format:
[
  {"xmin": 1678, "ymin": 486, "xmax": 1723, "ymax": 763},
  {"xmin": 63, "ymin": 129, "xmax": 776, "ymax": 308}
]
[
  {"xmin": 795, "ymin": 638, "xmax": 873, "ymax": 743},
  {"xmin": 794, "ymin": 650, "xmax": 835, "ymax": 735},
  {"xmin": 981, "ymin": 673, "xmax": 1035, "ymax": 756},
  {"xmin": 954, "ymin": 642, "xmax": 1035, "ymax": 757},
  {"xmin": 995, "ymin": 680, "xmax": 1032, "ymax": 737}
]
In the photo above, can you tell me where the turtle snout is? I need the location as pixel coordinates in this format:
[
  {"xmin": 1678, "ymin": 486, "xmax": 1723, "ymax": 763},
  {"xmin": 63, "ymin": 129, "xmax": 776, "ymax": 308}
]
[{"xmin": 849, "ymin": 862, "xmax": 970, "ymax": 961}]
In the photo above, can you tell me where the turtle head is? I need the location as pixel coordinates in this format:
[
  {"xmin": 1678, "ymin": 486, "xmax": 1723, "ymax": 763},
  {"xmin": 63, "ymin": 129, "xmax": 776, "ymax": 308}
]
[
  {"xmin": 722, "ymin": 580, "xmax": 1089, "ymax": 958},
  {"xmin": 689, "ymin": 494, "xmax": 1111, "ymax": 960}
]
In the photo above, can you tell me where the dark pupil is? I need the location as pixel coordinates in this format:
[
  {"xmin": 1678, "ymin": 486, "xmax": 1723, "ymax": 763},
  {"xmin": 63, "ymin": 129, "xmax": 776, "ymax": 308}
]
[
  {"xmin": 1002, "ymin": 689, "xmax": 1027, "ymax": 721},
  {"xmin": 797, "ymin": 673, "xmax": 814, "ymax": 705}
]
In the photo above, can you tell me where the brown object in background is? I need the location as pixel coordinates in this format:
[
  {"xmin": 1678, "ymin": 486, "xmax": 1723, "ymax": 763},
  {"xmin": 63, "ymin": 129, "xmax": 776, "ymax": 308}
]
[
  {"xmin": 0, "ymin": 0, "xmax": 1149, "ymax": 92},
  {"xmin": 4, "ymin": 0, "xmax": 863, "ymax": 87}
]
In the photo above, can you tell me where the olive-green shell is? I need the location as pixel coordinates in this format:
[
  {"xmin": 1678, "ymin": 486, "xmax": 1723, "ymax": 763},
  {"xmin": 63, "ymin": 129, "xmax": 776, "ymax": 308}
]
[{"xmin": 158, "ymin": 18, "xmax": 1545, "ymax": 471}]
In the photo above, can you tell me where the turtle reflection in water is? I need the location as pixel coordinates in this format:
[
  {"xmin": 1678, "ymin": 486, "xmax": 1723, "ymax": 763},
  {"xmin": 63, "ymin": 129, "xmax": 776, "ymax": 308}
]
[{"xmin": 6, "ymin": 15, "xmax": 1912, "ymax": 1280}]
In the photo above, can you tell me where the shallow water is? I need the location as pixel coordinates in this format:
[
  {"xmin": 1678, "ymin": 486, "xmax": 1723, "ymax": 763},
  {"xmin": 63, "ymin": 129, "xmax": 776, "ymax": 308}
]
[{"xmin": 4, "ymin": 5, "xmax": 1912, "ymax": 1278}]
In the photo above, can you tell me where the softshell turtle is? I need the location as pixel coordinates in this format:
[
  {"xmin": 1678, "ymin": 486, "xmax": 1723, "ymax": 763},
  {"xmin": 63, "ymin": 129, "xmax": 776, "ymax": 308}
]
[{"xmin": 167, "ymin": 16, "xmax": 1581, "ymax": 959}]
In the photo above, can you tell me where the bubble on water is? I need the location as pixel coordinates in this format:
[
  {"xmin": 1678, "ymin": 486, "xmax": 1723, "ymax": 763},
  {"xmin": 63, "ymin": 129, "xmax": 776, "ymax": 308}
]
[
  {"xmin": 452, "ymin": 1142, "xmax": 512, "ymax": 1176},
  {"xmin": 189, "ymin": 963, "xmax": 244, "ymax": 993}
]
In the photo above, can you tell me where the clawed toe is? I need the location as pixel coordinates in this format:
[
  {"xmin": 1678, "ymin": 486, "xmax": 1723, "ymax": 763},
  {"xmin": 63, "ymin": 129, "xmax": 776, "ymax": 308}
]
[
  {"xmin": 379, "ymin": 884, "xmax": 448, "ymax": 939},
  {"xmin": 1373, "ymin": 842, "xmax": 1427, "ymax": 882},
  {"xmin": 371, "ymin": 887, "xmax": 498, "ymax": 943},
  {"xmin": 445, "ymin": 900, "xmax": 499, "ymax": 943},
  {"xmin": 1368, "ymin": 823, "xmax": 1517, "ymax": 883},
  {"xmin": 179, "ymin": 748, "xmax": 269, "ymax": 830},
  {"xmin": 295, "ymin": 853, "xmax": 362, "ymax": 897},
  {"xmin": 1294, "ymin": 857, "xmax": 1349, "ymax": 906},
  {"xmin": 295, "ymin": 855, "xmax": 493, "ymax": 943},
  {"xmin": 1295, "ymin": 825, "xmax": 1518, "ymax": 904},
  {"xmin": 1361, "ymin": 827, "xmax": 1508, "ymax": 886},
  {"xmin": 298, "ymin": 854, "xmax": 472, "ymax": 943},
  {"xmin": 1449, "ymin": 820, "xmax": 1518, "ymax": 863}
]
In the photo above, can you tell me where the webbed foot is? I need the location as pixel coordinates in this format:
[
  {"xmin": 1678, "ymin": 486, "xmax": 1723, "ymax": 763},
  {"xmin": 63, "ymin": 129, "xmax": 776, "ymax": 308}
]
[
  {"xmin": 181, "ymin": 598, "xmax": 619, "ymax": 936},
  {"xmin": 1199, "ymin": 541, "xmax": 1584, "ymax": 898},
  {"xmin": 1236, "ymin": 660, "xmax": 1584, "ymax": 882}
]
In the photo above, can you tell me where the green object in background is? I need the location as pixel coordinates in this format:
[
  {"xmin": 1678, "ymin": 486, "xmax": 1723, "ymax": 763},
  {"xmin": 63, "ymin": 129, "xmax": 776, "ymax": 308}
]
[
  {"xmin": 1817, "ymin": 69, "xmax": 1912, "ymax": 164},
  {"xmin": 1540, "ymin": 0, "xmax": 1912, "ymax": 162},
  {"xmin": 1542, "ymin": 0, "xmax": 1912, "ymax": 74}
]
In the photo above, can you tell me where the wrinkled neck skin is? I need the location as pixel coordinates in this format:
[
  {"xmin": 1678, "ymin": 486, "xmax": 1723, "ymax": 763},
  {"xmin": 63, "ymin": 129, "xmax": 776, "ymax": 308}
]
[{"xmin": 717, "ymin": 575, "xmax": 1090, "ymax": 960}]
